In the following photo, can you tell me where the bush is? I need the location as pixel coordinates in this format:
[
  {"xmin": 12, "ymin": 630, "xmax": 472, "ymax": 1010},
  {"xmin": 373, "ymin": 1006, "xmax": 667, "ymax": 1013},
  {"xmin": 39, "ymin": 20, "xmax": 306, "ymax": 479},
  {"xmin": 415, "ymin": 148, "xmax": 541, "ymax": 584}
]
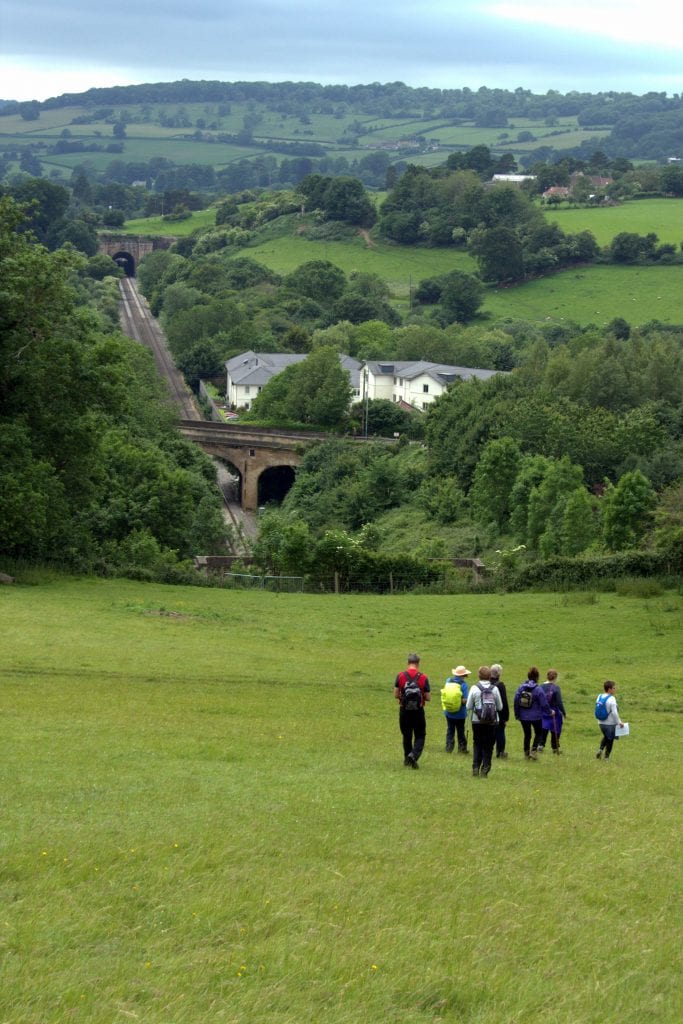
[{"xmin": 507, "ymin": 550, "xmax": 678, "ymax": 591}]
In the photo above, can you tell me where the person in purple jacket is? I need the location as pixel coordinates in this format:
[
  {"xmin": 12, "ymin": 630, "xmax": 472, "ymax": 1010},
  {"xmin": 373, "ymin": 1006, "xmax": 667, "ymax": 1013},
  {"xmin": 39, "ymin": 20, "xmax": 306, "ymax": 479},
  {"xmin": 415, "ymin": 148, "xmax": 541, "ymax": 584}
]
[{"xmin": 513, "ymin": 666, "xmax": 551, "ymax": 760}]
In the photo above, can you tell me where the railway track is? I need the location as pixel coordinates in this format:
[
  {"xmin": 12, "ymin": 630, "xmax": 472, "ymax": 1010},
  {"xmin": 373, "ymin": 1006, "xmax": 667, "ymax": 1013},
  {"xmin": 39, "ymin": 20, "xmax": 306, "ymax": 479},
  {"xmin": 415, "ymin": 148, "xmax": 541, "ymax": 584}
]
[
  {"xmin": 119, "ymin": 276, "xmax": 200, "ymax": 421},
  {"xmin": 118, "ymin": 276, "xmax": 252, "ymax": 556}
]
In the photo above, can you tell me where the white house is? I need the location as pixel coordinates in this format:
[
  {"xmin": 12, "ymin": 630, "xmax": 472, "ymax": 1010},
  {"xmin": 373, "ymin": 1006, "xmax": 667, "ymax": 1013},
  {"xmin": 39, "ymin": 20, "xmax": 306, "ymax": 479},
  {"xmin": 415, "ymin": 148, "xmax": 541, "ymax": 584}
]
[
  {"xmin": 226, "ymin": 350, "xmax": 363, "ymax": 410},
  {"xmin": 363, "ymin": 360, "xmax": 500, "ymax": 411}
]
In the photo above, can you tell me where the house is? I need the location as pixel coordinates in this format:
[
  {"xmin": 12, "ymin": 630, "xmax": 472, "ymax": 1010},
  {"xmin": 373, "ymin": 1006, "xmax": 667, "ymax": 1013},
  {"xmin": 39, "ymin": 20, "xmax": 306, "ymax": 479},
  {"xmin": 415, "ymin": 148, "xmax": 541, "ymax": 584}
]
[
  {"xmin": 226, "ymin": 351, "xmax": 363, "ymax": 410},
  {"xmin": 363, "ymin": 360, "xmax": 500, "ymax": 412},
  {"xmin": 226, "ymin": 352, "xmax": 501, "ymax": 414},
  {"xmin": 542, "ymin": 186, "xmax": 571, "ymax": 200}
]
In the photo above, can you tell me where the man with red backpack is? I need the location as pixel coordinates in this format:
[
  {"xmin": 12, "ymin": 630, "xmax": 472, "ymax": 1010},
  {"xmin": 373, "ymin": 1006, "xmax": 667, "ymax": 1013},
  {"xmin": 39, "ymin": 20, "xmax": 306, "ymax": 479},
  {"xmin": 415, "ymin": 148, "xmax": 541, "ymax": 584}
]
[{"xmin": 394, "ymin": 653, "xmax": 431, "ymax": 769}]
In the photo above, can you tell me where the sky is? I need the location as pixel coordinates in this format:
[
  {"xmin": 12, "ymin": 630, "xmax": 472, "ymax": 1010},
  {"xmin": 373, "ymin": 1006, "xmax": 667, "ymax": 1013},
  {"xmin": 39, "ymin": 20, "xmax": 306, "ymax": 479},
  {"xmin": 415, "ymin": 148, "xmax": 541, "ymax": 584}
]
[{"xmin": 1, "ymin": 0, "xmax": 682, "ymax": 102}]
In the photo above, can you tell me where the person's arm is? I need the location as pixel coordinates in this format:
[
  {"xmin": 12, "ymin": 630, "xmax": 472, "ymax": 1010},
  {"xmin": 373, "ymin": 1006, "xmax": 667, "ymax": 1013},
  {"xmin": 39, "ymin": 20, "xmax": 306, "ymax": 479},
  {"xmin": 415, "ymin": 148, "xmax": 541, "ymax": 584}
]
[
  {"xmin": 394, "ymin": 674, "xmax": 401, "ymax": 702},
  {"xmin": 494, "ymin": 686, "xmax": 503, "ymax": 711},
  {"xmin": 556, "ymin": 686, "xmax": 567, "ymax": 719},
  {"xmin": 610, "ymin": 695, "xmax": 624, "ymax": 728},
  {"xmin": 423, "ymin": 678, "xmax": 431, "ymax": 703}
]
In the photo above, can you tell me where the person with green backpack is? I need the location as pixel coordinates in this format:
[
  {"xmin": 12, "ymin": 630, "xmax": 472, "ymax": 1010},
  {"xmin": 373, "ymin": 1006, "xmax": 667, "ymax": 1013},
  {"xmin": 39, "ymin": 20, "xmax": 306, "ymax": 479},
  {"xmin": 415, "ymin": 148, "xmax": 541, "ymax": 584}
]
[{"xmin": 440, "ymin": 666, "xmax": 470, "ymax": 754}]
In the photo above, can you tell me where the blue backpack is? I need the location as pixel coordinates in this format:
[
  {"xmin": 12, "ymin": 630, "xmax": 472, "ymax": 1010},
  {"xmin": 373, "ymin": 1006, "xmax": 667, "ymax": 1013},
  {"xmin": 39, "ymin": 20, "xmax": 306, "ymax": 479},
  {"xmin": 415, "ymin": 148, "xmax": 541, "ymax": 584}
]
[{"xmin": 595, "ymin": 694, "xmax": 610, "ymax": 721}]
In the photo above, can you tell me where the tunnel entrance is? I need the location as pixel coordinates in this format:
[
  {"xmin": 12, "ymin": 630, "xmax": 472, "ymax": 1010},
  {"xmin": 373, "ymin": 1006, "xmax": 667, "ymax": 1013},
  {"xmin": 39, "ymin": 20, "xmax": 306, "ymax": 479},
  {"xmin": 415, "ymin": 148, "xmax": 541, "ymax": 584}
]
[
  {"xmin": 214, "ymin": 458, "xmax": 242, "ymax": 504},
  {"xmin": 258, "ymin": 465, "xmax": 296, "ymax": 506},
  {"xmin": 112, "ymin": 250, "xmax": 136, "ymax": 276}
]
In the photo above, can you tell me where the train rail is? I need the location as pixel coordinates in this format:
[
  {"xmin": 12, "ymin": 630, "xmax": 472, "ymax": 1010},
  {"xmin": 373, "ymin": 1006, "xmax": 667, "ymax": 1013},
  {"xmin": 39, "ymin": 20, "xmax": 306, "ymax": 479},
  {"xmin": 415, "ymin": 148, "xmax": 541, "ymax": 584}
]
[{"xmin": 118, "ymin": 276, "xmax": 200, "ymax": 421}]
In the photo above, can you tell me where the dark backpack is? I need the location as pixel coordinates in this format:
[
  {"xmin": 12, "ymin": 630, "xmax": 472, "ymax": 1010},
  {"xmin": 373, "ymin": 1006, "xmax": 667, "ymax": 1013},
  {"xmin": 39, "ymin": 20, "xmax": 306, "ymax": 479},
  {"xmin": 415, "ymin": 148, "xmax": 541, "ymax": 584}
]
[
  {"xmin": 518, "ymin": 684, "xmax": 535, "ymax": 710},
  {"xmin": 401, "ymin": 671, "xmax": 424, "ymax": 711},
  {"xmin": 544, "ymin": 683, "xmax": 557, "ymax": 708},
  {"xmin": 478, "ymin": 684, "xmax": 497, "ymax": 724},
  {"xmin": 595, "ymin": 694, "xmax": 610, "ymax": 721}
]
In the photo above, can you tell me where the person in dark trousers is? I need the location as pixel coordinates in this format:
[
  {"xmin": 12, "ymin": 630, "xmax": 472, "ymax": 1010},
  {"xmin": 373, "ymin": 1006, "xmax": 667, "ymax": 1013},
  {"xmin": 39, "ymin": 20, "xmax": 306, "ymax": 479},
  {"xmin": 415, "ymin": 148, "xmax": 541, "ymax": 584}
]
[
  {"xmin": 466, "ymin": 665, "xmax": 503, "ymax": 777},
  {"xmin": 513, "ymin": 667, "xmax": 551, "ymax": 760},
  {"xmin": 394, "ymin": 653, "xmax": 431, "ymax": 769},
  {"xmin": 441, "ymin": 665, "xmax": 470, "ymax": 754},
  {"xmin": 539, "ymin": 669, "xmax": 567, "ymax": 754},
  {"xmin": 596, "ymin": 680, "xmax": 625, "ymax": 761},
  {"xmin": 490, "ymin": 663, "xmax": 509, "ymax": 758}
]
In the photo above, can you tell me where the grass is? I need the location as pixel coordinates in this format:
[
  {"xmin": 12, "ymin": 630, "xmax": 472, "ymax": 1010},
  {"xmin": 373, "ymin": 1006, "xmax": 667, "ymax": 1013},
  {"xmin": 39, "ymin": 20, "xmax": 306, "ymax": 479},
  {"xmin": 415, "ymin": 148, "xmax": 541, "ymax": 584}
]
[
  {"xmin": 1, "ymin": 575, "xmax": 682, "ymax": 1024},
  {"xmin": 545, "ymin": 198, "xmax": 683, "ymax": 247},
  {"xmin": 116, "ymin": 209, "xmax": 217, "ymax": 237},
  {"xmin": 483, "ymin": 264, "xmax": 683, "ymax": 326},
  {"xmin": 244, "ymin": 229, "xmax": 475, "ymax": 297}
]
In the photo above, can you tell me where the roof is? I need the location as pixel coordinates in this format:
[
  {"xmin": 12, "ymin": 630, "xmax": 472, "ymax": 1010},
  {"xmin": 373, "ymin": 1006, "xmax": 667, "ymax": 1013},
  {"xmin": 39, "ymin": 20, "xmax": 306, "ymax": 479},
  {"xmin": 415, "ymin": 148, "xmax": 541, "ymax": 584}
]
[
  {"xmin": 366, "ymin": 360, "xmax": 500, "ymax": 384},
  {"xmin": 226, "ymin": 351, "xmax": 362, "ymax": 388}
]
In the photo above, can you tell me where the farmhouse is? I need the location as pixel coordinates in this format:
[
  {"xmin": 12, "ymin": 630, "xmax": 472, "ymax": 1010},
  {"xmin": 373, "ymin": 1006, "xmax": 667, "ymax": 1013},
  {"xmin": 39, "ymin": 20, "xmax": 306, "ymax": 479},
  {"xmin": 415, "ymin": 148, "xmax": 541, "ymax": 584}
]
[
  {"xmin": 364, "ymin": 360, "xmax": 500, "ymax": 410},
  {"xmin": 226, "ymin": 351, "xmax": 501, "ymax": 413},
  {"xmin": 226, "ymin": 351, "xmax": 363, "ymax": 410}
]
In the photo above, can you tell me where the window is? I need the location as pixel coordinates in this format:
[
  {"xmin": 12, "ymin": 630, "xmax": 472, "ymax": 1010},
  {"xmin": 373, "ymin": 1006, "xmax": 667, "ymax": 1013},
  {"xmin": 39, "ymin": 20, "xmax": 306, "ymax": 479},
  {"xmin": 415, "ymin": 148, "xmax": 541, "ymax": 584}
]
[
  {"xmin": 422, "ymin": 402, "xmax": 429, "ymax": 410},
  {"xmin": 423, "ymin": 383, "xmax": 429, "ymax": 393},
  {"xmin": 244, "ymin": 386, "xmax": 250, "ymax": 395}
]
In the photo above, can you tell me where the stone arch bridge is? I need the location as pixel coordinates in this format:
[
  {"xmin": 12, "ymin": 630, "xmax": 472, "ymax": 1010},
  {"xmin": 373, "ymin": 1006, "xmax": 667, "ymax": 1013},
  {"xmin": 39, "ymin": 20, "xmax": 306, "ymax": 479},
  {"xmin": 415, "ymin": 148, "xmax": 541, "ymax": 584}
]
[
  {"xmin": 178, "ymin": 420, "xmax": 327, "ymax": 511},
  {"xmin": 99, "ymin": 234, "xmax": 175, "ymax": 276}
]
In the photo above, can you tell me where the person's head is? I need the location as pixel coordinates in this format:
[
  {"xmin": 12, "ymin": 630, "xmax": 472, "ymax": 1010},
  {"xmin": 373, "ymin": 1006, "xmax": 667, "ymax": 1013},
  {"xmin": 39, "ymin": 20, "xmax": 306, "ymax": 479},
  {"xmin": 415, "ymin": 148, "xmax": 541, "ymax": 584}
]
[
  {"xmin": 478, "ymin": 665, "xmax": 491, "ymax": 681},
  {"xmin": 528, "ymin": 666, "xmax": 539, "ymax": 682},
  {"xmin": 407, "ymin": 653, "xmax": 420, "ymax": 666},
  {"xmin": 490, "ymin": 663, "xmax": 502, "ymax": 680},
  {"xmin": 453, "ymin": 665, "xmax": 470, "ymax": 679},
  {"xmin": 546, "ymin": 669, "xmax": 558, "ymax": 682},
  {"xmin": 604, "ymin": 679, "xmax": 616, "ymax": 693}
]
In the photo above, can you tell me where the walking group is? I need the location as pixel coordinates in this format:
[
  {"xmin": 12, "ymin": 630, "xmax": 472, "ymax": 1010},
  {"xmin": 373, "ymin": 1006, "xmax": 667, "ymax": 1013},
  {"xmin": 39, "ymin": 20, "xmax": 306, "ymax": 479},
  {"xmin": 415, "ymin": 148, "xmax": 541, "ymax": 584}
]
[{"xmin": 394, "ymin": 654, "xmax": 626, "ymax": 775}]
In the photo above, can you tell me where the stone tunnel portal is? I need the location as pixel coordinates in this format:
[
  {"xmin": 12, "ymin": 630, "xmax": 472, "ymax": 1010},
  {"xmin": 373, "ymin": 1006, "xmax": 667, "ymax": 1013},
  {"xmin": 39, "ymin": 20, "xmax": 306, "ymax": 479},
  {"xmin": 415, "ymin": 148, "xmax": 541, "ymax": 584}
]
[
  {"xmin": 258, "ymin": 465, "xmax": 296, "ymax": 506},
  {"xmin": 112, "ymin": 250, "xmax": 136, "ymax": 276}
]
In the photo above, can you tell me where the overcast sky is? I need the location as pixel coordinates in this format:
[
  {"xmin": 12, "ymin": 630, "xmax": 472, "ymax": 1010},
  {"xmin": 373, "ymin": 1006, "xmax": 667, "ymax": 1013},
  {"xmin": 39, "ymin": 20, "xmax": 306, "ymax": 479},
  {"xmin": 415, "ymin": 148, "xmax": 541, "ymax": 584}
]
[{"xmin": 1, "ymin": 0, "xmax": 682, "ymax": 102}]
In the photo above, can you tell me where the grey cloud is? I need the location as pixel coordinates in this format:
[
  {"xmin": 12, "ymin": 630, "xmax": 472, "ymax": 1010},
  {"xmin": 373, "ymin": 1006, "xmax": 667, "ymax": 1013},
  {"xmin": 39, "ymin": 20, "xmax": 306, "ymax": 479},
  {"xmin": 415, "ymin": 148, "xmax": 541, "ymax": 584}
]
[{"xmin": 3, "ymin": 0, "xmax": 682, "ymax": 97}]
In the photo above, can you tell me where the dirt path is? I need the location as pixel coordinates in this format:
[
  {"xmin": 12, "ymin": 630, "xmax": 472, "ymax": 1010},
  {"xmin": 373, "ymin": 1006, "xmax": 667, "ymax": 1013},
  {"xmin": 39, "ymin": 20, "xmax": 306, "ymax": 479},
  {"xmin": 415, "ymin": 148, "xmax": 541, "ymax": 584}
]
[{"xmin": 358, "ymin": 228, "xmax": 376, "ymax": 248}]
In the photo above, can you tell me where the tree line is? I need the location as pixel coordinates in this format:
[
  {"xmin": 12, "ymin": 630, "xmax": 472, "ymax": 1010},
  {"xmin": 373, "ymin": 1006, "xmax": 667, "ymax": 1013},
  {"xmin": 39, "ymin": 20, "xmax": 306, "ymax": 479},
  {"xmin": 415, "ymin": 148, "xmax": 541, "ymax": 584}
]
[{"xmin": 0, "ymin": 196, "xmax": 229, "ymax": 576}]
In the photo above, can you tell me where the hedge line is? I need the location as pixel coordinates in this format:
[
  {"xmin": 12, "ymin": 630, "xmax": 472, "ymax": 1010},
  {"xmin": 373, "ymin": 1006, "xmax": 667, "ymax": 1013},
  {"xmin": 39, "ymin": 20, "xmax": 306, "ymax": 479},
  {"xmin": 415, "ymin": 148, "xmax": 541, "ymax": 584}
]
[{"xmin": 508, "ymin": 550, "xmax": 680, "ymax": 590}]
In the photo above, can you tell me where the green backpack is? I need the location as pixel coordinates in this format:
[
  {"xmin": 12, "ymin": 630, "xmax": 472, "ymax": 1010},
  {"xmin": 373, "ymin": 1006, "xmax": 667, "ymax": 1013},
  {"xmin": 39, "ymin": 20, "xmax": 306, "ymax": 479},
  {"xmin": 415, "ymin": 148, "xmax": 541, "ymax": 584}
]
[{"xmin": 441, "ymin": 680, "xmax": 464, "ymax": 713}]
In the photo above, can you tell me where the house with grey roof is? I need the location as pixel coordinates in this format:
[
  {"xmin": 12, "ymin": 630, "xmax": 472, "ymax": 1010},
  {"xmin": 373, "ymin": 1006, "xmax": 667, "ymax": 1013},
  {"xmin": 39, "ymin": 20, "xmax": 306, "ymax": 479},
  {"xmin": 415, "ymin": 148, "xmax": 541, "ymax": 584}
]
[
  {"xmin": 363, "ymin": 360, "xmax": 500, "ymax": 411},
  {"xmin": 226, "ymin": 351, "xmax": 363, "ymax": 410}
]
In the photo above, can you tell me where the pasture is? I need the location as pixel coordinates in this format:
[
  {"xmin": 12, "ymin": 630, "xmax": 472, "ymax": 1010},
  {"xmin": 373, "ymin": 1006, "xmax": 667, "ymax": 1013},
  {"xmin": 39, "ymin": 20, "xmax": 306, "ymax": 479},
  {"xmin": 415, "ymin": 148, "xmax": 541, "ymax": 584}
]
[
  {"xmin": 484, "ymin": 264, "xmax": 683, "ymax": 326},
  {"xmin": 2, "ymin": 575, "xmax": 681, "ymax": 1024},
  {"xmin": 545, "ymin": 199, "xmax": 683, "ymax": 247}
]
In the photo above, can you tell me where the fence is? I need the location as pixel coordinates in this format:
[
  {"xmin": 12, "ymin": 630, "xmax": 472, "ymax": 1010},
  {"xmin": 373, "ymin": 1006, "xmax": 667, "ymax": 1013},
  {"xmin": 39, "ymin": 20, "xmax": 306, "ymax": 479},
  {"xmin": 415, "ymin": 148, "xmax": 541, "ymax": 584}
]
[{"xmin": 222, "ymin": 572, "xmax": 304, "ymax": 593}]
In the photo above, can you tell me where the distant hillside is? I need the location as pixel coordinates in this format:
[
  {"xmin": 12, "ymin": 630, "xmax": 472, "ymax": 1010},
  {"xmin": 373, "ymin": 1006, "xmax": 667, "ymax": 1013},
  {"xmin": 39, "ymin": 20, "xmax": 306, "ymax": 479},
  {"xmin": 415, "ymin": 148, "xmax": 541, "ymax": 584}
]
[{"xmin": 1, "ymin": 80, "xmax": 682, "ymax": 168}]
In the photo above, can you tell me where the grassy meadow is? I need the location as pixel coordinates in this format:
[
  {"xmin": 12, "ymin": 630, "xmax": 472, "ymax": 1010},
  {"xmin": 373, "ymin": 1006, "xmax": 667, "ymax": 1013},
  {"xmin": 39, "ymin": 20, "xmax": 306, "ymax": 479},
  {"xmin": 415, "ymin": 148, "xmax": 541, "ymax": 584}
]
[
  {"xmin": 545, "ymin": 199, "xmax": 683, "ymax": 247},
  {"xmin": 114, "ymin": 196, "xmax": 683, "ymax": 325},
  {"xmin": 2, "ymin": 575, "xmax": 681, "ymax": 1024}
]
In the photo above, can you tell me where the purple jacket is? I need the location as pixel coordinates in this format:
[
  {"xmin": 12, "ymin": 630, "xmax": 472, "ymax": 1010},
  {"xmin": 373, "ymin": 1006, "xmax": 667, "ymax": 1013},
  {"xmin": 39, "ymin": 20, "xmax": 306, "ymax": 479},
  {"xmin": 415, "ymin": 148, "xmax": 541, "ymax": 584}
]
[{"xmin": 514, "ymin": 681, "xmax": 550, "ymax": 722}]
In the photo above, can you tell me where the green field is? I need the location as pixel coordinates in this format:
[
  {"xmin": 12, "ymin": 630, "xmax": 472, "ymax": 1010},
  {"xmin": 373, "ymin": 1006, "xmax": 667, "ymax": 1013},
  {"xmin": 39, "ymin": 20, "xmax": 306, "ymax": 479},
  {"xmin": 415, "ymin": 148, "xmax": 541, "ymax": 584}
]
[
  {"xmin": 2, "ymin": 576, "xmax": 682, "ymax": 1024},
  {"xmin": 0, "ymin": 97, "xmax": 617, "ymax": 177},
  {"xmin": 545, "ymin": 199, "xmax": 683, "ymax": 247},
  {"xmin": 484, "ymin": 264, "xmax": 683, "ymax": 326},
  {"xmin": 245, "ymin": 232, "xmax": 475, "ymax": 295},
  {"xmin": 118, "ymin": 208, "xmax": 217, "ymax": 237}
]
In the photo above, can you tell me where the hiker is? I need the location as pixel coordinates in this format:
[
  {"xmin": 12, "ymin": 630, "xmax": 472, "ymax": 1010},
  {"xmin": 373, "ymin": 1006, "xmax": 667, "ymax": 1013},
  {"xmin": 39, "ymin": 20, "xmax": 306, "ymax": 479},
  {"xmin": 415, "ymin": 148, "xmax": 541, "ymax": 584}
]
[
  {"xmin": 489, "ymin": 663, "xmax": 509, "ymax": 759},
  {"xmin": 466, "ymin": 666, "xmax": 503, "ymax": 777},
  {"xmin": 441, "ymin": 665, "xmax": 470, "ymax": 754},
  {"xmin": 595, "ymin": 680, "xmax": 625, "ymax": 761},
  {"xmin": 513, "ymin": 667, "xmax": 551, "ymax": 760},
  {"xmin": 539, "ymin": 669, "xmax": 567, "ymax": 754},
  {"xmin": 394, "ymin": 653, "xmax": 431, "ymax": 769}
]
